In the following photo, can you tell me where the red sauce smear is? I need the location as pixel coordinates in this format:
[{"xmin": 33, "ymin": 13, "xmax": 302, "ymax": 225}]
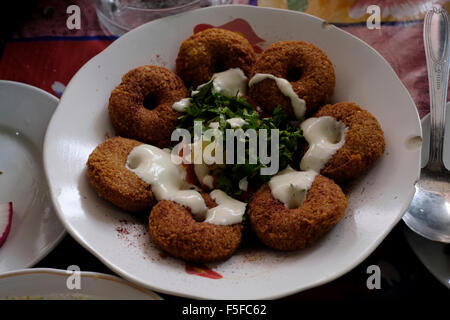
[{"xmin": 185, "ymin": 263, "xmax": 223, "ymax": 279}]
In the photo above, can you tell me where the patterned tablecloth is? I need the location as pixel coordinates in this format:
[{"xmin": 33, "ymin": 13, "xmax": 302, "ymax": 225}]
[
  {"xmin": 3, "ymin": 0, "xmax": 450, "ymax": 117},
  {"xmin": 1, "ymin": 0, "xmax": 448, "ymax": 299}
]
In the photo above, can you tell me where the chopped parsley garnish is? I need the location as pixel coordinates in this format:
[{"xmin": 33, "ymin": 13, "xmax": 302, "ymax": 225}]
[{"xmin": 177, "ymin": 80, "xmax": 304, "ymax": 197}]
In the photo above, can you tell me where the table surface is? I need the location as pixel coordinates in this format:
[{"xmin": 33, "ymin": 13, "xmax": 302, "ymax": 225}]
[{"xmin": 1, "ymin": 0, "xmax": 449, "ymax": 299}]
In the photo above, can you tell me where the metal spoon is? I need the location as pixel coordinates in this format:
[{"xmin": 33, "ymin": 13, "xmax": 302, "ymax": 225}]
[{"xmin": 403, "ymin": 6, "xmax": 450, "ymax": 243}]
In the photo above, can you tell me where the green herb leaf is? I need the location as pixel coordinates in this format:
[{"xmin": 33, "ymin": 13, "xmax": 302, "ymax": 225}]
[{"xmin": 177, "ymin": 83, "xmax": 304, "ymax": 196}]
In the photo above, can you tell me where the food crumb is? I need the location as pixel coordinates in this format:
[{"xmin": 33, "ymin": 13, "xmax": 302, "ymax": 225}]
[{"xmin": 116, "ymin": 226, "xmax": 129, "ymax": 235}]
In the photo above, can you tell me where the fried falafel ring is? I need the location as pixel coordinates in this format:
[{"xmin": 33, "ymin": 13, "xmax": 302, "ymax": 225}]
[
  {"xmin": 87, "ymin": 137, "xmax": 154, "ymax": 212},
  {"xmin": 300, "ymin": 102, "xmax": 386, "ymax": 183},
  {"xmin": 176, "ymin": 28, "xmax": 256, "ymax": 88},
  {"xmin": 248, "ymin": 172, "xmax": 347, "ymax": 251},
  {"xmin": 108, "ymin": 65, "xmax": 188, "ymax": 148},
  {"xmin": 249, "ymin": 40, "xmax": 335, "ymax": 119},
  {"xmin": 149, "ymin": 195, "xmax": 243, "ymax": 263}
]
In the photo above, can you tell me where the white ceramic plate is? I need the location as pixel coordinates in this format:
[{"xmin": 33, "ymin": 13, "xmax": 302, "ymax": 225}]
[
  {"xmin": 0, "ymin": 268, "xmax": 162, "ymax": 299},
  {"xmin": 43, "ymin": 6, "xmax": 421, "ymax": 299},
  {"xmin": 0, "ymin": 81, "xmax": 65, "ymax": 272},
  {"xmin": 404, "ymin": 103, "xmax": 449, "ymax": 289}
]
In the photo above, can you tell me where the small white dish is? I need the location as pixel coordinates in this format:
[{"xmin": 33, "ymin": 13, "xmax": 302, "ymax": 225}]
[
  {"xmin": 43, "ymin": 6, "xmax": 421, "ymax": 299},
  {"xmin": 404, "ymin": 103, "xmax": 450, "ymax": 289},
  {"xmin": 0, "ymin": 268, "xmax": 162, "ymax": 300},
  {"xmin": 0, "ymin": 81, "xmax": 65, "ymax": 272}
]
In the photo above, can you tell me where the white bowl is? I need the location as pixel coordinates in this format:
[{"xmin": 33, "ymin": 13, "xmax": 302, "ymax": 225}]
[
  {"xmin": 0, "ymin": 81, "xmax": 65, "ymax": 272},
  {"xmin": 0, "ymin": 268, "xmax": 162, "ymax": 300},
  {"xmin": 43, "ymin": 5, "xmax": 421, "ymax": 299}
]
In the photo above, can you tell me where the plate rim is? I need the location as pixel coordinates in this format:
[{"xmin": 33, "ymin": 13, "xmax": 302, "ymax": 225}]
[
  {"xmin": 0, "ymin": 80, "xmax": 66, "ymax": 271},
  {"xmin": 43, "ymin": 5, "xmax": 422, "ymax": 299},
  {"xmin": 0, "ymin": 267, "xmax": 163, "ymax": 299}
]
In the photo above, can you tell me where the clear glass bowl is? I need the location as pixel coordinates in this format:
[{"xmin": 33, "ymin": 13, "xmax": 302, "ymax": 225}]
[{"xmin": 94, "ymin": 0, "xmax": 232, "ymax": 35}]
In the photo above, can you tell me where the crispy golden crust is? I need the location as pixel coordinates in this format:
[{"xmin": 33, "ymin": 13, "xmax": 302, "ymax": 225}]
[
  {"xmin": 249, "ymin": 41, "xmax": 335, "ymax": 117},
  {"xmin": 86, "ymin": 137, "xmax": 154, "ymax": 212},
  {"xmin": 314, "ymin": 102, "xmax": 385, "ymax": 182},
  {"xmin": 108, "ymin": 65, "xmax": 188, "ymax": 148},
  {"xmin": 176, "ymin": 28, "xmax": 256, "ymax": 88},
  {"xmin": 248, "ymin": 175, "xmax": 347, "ymax": 251},
  {"xmin": 149, "ymin": 194, "xmax": 243, "ymax": 263}
]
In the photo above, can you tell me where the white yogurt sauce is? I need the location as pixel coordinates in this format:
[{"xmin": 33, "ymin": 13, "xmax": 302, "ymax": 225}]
[
  {"xmin": 203, "ymin": 176, "xmax": 214, "ymax": 189},
  {"xmin": 204, "ymin": 190, "xmax": 247, "ymax": 225},
  {"xmin": 226, "ymin": 117, "xmax": 247, "ymax": 128},
  {"xmin": 300, "ymin": 116, "xmax": 348, "ymax": 172},
  {"xmin": 128, "ymin": 144, "xmax": 244, "ymax": 225},
  {"xmin": 268, "ymin": 166, "xmax": 318, "ymax": 209},
  {"xmin": 208, "ymin": 122, "xmax": 220, "ymax": 129},
  {"xmin": 249, "ymin": 73, "xmax": 306, "ymax": 120},
  {"xmin": 194, "ymin": 163, "xmax": 215, "ymax": 189},
  {"xmin": 172, "ymin": 97, "xmax": 191, "ymax": 112},
  {"xmin": 211, "ymin": 68, "xmax": 247, "ymax": 97},
  {"xmin": 127, "ymin": 144, "xmax": 207, "ymax": 217},
  {"xmin": 209, "ymin": 118, "xmax": 247, "ymax": 129},
  {"xmin": 238, "ymin": 177, "xmax": 248, "ymax": 192},
  {"xmin": 173, "ymin": 68, "xmax": 248, "ymax": 112}
]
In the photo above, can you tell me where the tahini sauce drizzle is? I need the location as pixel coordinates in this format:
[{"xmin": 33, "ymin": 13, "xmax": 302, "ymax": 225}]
[
  {"xmin": 300, "ymin": 116, "xmax": 348, "ymax": 172},
  {"xmin": 249, "ymin": 73, "xmax": 306, "ymax": 120},
  {"xmin": 127, "ymin": 144, "xmax": 246, "ymax": 225}
]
